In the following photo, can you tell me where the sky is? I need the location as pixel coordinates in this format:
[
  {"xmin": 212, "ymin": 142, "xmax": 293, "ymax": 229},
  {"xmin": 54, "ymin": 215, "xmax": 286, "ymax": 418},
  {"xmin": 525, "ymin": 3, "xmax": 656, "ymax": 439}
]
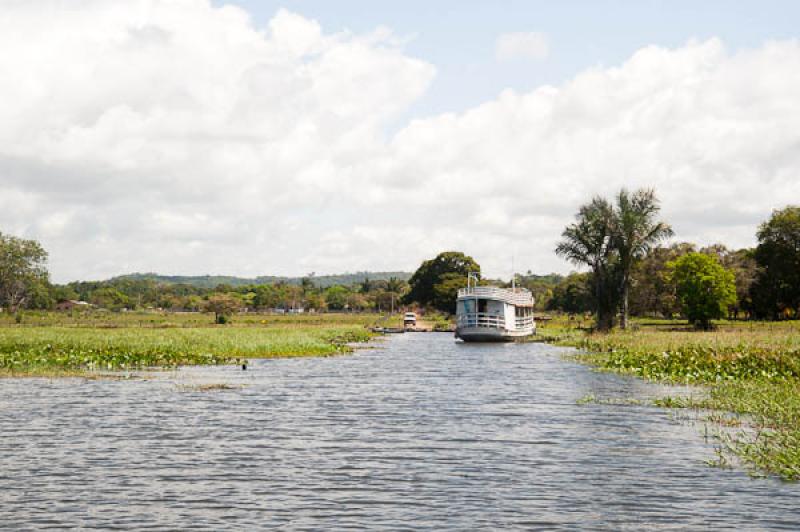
[{"xmin": 1, "ymin": 1, "xmax": 800, "ymax": 283}]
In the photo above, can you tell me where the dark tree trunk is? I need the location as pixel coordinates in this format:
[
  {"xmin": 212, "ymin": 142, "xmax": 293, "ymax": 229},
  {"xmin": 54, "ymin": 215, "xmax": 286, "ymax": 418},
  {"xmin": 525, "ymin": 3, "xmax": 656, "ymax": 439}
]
[
  {"xmin": 620, "ymin": 280, "xmax": 629, "ymax": 330},
  {"xmin": 593, "ymin": 266, "xmax": 617, "ymax": 332}
]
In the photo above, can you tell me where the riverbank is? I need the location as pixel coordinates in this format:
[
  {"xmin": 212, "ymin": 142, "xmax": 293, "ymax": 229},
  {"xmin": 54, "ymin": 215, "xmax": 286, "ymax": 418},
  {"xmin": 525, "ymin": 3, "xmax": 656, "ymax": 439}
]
[
  {"xmin": 0, "ymin": 312, "xmax": 375, "ymax": 377},
  {"xmin": 540, "ymin": 317, "xmax": 800, "ymax": 480}
]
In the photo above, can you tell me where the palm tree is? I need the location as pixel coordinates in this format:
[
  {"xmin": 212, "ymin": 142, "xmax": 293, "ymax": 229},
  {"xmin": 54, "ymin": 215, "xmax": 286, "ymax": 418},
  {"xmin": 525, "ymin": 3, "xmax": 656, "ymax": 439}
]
[
  {"xmin": 555, "ymin": 197, "xmax": 619, "ymax": 331},
  {"xmin": 612, "ymin": 188, "xmax": 673, "ymax": 329}
]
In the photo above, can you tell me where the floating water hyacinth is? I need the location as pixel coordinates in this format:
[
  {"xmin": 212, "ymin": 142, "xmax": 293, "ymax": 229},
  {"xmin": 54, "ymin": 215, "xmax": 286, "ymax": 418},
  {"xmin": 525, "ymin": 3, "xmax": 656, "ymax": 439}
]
[{"xmin": 0, "ymin": 315, "xmax": 373, "ymax": 376}]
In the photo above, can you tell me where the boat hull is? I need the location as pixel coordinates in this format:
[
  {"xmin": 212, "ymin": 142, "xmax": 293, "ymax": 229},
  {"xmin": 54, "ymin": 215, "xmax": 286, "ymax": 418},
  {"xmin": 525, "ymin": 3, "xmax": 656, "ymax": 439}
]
[{"xmin": 455, "ymin": 326, "xmax": 534, "ymax": 343}]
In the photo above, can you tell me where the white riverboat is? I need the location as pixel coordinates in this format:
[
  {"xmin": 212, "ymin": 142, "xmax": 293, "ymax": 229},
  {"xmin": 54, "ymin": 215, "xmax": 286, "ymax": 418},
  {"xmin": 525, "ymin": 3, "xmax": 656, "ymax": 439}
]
[{"xmin": 455, "ymin": 274, "xmax": 535, "ymax": 342}]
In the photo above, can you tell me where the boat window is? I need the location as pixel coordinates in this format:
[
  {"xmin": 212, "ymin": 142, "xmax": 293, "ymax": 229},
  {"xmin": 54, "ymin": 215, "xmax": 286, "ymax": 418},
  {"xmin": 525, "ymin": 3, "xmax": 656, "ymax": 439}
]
[
  {"xmin": 458, "ymin": 299, "xmax": 476, "ymax": 314},
  {"xmin": 478, "ymin": 299, "xmax": 487, "ymax": 313}
]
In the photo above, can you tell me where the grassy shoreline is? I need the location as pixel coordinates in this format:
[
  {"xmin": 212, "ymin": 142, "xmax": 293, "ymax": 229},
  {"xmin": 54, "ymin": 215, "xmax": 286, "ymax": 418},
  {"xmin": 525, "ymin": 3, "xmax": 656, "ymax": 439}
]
[
  {"xmin": 0, "ymin": 312, "xmax": 376, "ymax": 378},
  {"xmin": 539, "ymin": 317, "xmax": 800, "ymax": 480}
]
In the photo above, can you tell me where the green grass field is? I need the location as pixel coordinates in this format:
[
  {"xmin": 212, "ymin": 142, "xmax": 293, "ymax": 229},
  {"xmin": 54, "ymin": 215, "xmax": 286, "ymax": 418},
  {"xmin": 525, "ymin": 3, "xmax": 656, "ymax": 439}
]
[
  {"xmin": 543, "ymin": 316, "xmax": 800, "ymax": 480},
  {"xmin": 0, "ymin": 311, "xmax": 376, "ymax": 377}
]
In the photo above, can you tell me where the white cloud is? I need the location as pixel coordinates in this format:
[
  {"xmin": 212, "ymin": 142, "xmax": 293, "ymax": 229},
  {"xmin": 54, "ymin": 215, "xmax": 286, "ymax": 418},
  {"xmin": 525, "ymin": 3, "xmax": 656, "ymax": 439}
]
[
  {"xmin": 0, "ymin": 2, "xmax": 799, "ymax": 282},
  {"xmin": 495, "ymin": 32, "xmax": 549, "ymax": 61},
  {"xmin": 0, "ymin": 1, "xmax": 435, "ymax": 281}
]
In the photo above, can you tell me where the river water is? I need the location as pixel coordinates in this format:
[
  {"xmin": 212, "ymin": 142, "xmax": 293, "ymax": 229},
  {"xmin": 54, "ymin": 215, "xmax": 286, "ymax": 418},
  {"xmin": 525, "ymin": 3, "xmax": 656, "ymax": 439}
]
[{"xmin": 1, "ymin": 333, "xmax": 798, "ymax": 530}]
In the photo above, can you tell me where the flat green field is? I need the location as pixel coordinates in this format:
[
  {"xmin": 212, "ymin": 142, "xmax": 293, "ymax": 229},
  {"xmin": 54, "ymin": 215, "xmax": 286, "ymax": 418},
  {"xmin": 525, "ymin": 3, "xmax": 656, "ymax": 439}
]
[
  {"xmin": 0, "ymin": 312, "xmax": 376, "ymax": 377},
  {"xmin": 542, "ymin": 317, "xmax": 800, "ymax": 480}
]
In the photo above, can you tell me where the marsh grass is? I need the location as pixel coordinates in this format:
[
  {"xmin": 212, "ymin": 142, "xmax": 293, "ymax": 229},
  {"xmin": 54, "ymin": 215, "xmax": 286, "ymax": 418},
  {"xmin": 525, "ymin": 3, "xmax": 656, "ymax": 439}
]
[
  {"xmin": 557, "ymin": 318, "xmax": 800, "ymax": 480},
  {"xmin": 0, "ymin": 312, "xmax": 375, "ymax": 376},
  {"xmin": 576, "ymin": 394, "xmax": 646, "ymax": 406}
]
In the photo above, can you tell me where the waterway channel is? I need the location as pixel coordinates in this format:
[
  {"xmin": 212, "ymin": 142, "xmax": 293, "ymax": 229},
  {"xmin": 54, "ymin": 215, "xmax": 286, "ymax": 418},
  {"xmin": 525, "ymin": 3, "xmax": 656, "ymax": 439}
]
[{"xmin": 1, "ymin": 333, "xmax": 798, "ymax": 529}]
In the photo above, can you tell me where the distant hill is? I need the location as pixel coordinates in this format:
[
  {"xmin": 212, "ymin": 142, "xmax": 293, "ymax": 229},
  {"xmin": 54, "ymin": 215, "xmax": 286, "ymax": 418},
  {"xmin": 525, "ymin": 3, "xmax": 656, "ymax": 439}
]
[{"xmin": 111, "ymin": 271, "xmax": 412, "ymax": 289}]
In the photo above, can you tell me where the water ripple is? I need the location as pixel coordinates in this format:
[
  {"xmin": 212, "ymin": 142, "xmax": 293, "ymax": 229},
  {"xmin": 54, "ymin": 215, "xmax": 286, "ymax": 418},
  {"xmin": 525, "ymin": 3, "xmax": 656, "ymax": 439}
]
[{"xmin": 1, "ymin": 333, "xmax": 799, "ymax": 529}]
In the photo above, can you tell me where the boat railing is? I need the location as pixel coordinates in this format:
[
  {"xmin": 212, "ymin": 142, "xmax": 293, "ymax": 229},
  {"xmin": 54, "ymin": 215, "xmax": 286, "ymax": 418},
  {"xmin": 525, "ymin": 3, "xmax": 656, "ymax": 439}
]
[
  {"xmin": 456, "ymin": 312, "xmax": 506, "ymax": 330},
  {"xmin": 457, "ymin": 286, "xmax": 533, "ymax": 306},
  {"xmin": 515, "ymin": 316, "xmax": 535, "ymax": 330}
]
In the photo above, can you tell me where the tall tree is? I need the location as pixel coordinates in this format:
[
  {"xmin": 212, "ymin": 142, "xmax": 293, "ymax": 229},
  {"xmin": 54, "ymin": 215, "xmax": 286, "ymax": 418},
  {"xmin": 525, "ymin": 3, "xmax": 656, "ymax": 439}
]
[
  {"xmin": 205, "ymin": 293, "xmax": 242, "ymax": 324},
  {"xmin": 555, "ymin": 197, "xmax": 619, "ymax": 331},
  {"xmin": 668, "ymin": 252, "xmax": 737, "ymax": 330},
  {"xmin": 752, "ymin": 206, "xmax": 800, "ymax": 319},
  {"xmin": 359, "ymin": 276, "xmax": 373, "ymax": 294},
  {"xmin": 0, "ymin": 232, "xmax": 49, "ymax": 312},
  {"xmin": 612, "ymin": 188, "xmax": 673, "ymax": 329},
  {"xmin": 386, "ymin": 276, "xmax": 406, "ymax": 294},
  {"xmin": 324, "ymin": 285, "xmax": 350, "ymax": 310},
  {"xmin": 405, "ymin": 251, "xmax": 480, "ymax": 312}
]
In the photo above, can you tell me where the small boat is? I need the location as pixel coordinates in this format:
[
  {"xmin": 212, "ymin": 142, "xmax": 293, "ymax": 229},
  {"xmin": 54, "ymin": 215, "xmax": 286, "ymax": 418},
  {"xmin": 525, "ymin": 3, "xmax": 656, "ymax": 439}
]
[
  {"xmin": 455, "ymin": 273, "xmax": 535, "ymax": 342},
  {"xmin": 372, "ymin": 326, "xmax": 406, "ymax": 334}
]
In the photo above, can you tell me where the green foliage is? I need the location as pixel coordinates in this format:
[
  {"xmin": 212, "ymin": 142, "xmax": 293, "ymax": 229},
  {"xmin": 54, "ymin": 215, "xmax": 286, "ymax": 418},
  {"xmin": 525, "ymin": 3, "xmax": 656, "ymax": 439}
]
[
  {"xmin": 0, "ymin": 232, "xmax": 49, "ymax": 312},
  {"xmin": 51, "ymin": 285, "xmax": 80, "ymax": 302},
  {"xmin": 324, "ymin": 285, "xmax": 349, "ymax": 310},
  {"xmin": 53, "ymin": 271, "xmax": 409, "ymax": 314},
  {"xmin": 386, "ymin": 276, "xmax": 407, "ymax": 294},
  {"xmin": 89, "ymin": 287, "xmax": 130, "ymax": 311},
  {"xmin": 517, "ymin": 273, "xmax": 563, "ymax": 310},
  {"xmin": 717, "ymin": 247, "xmax": 758, "ymax": 319},
  {"xmin": 668, "ymin": 252, "xmax": 737, "ymax": 329},
  {"xmin": 611, "ymin": 188, "xmax": 674, "ymax": 328},
  {"xmin": 345, "ymin": 292, "xmax": 371, "ymax": 311},
  {"xmin": 558, "ymin": 320, "xmax": 800, "ymax": 480},
  {"xmin": 629, "ymin": 243, "xmax": 695, "ymax": 317},
  {"xmin": 205, "ymin": 293, "xmax": 242, "ymax": 323},
  {"xmin": 555, "ymin": 195, "xmax": 619, "ymax": 330},
  {"xmin": 752, "ymin": 206, "xmax": 800, "ymax": 319},
  {"xmin": 556, "ymin": 188, "xmax": 672, "ymax": 329},
  {"xmin": 431, "ymin": 272, "xmax": 465, "ymax": 314},
  {"xmin": 546, "ymin": 272, "xmax": 594, "ymax": 314},
  {"xmin": 0, "ymin": 315, "xmax": 374, "ymax": 375},
  {"xmin": 405, "ymin": 251, "xmax": 480, "ymax": 312},
  {"xmin": 627, "ymin": 243, "xmax": 755, "ymax": 320},
  {"xmin": 581, "ymin": 341, "xmax": 800, "ymax": 382},
  {"xmin": 26, "ymin": 279, "xmax": 55, "ymax": 310}
]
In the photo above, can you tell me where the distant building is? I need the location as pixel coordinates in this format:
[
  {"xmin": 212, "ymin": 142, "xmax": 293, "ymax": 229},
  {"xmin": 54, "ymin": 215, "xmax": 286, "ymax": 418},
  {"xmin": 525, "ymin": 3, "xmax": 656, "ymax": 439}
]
[{"xmin": 55, "ymin": 300, "xmax": 91, "ymax": 311}]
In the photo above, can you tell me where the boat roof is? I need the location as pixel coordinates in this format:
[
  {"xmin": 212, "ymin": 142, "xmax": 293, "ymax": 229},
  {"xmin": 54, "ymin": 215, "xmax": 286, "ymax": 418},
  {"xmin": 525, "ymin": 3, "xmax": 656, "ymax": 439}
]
[{"xmin": 457, "ymin": 286, "xmax": 534, "ymax": 307}]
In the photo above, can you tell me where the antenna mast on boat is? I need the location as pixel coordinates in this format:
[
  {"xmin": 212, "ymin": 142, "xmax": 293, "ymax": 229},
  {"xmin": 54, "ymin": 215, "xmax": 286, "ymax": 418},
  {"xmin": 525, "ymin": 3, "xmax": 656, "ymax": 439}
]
[{"xmin": 511, "ymin": 255, "xmax": 516, "ymax": 290}]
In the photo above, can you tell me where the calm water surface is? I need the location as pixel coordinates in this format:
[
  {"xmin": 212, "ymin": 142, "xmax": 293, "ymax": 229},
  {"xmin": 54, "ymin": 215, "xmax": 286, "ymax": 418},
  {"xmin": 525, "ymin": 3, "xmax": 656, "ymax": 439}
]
[{"xmin": 1, "ymin": 333, "xmax": 799, "ymax": 530}]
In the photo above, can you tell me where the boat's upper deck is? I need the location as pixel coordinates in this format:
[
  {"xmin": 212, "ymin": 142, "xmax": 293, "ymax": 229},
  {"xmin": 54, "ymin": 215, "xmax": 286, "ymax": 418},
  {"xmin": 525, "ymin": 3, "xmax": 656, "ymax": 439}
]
[{"xmin": 457, "ymin": 286, "xmax": 534, "ymax": 307}]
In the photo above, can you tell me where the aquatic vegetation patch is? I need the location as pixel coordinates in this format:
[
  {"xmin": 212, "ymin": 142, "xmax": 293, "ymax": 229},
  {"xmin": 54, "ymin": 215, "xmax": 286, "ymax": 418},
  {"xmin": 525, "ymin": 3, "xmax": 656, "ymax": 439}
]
[
  {"xmin": 576, "ymin": 393, "xmax": 647, "ymax": 406},
  {"xmin": 0, "ymin": 319, "xmax": 374, "ymax": 376},
  {"xmin": 561, "ymin": 320, "xmax": 800, "ymax": 481},
  {"xmin": 575, "ymin": 341, "xmax": 800, "ymax": 383}
]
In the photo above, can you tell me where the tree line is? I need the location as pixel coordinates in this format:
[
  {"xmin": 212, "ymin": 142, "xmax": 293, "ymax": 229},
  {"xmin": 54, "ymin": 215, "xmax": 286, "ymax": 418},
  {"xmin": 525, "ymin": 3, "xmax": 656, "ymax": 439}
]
[
  {"xmin": 1, "ymin": 196, "xmax": 798, "ymax": 328},
  {"xmin": 552, "ymin": 190, "xmax": 800, "ymax": 329},
  {"xmin": 0, "ymin": 237, "xmax": 411, "ymax": 317}
]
